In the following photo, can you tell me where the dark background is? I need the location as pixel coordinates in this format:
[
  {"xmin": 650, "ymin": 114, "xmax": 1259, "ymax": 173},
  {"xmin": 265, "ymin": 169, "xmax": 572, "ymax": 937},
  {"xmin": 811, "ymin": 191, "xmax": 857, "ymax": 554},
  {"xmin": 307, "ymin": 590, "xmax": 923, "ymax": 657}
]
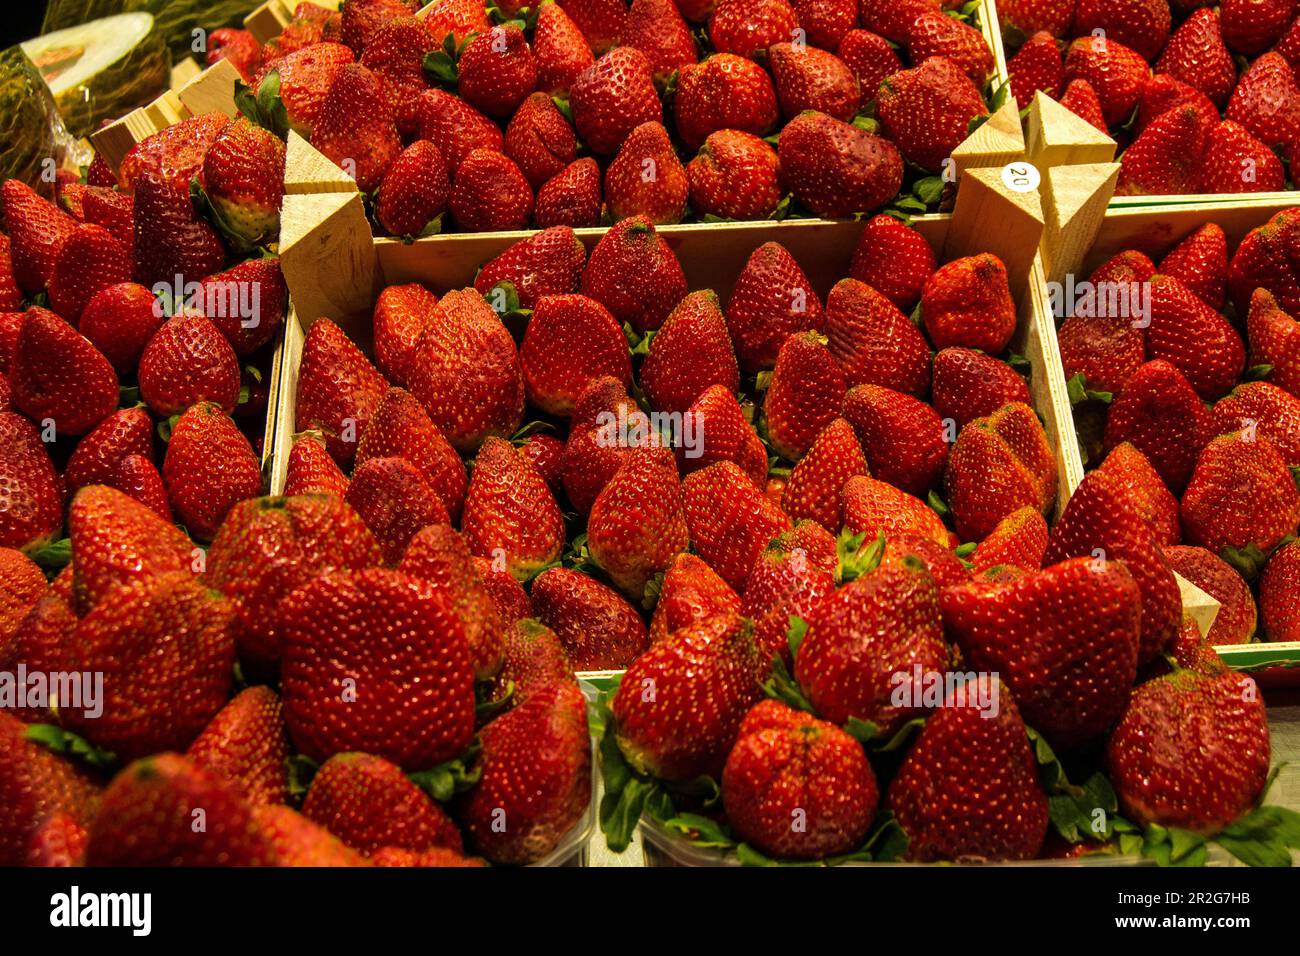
[{"xmin": 3, "ymin": 3, "xmax": 49, "ymax": 50}]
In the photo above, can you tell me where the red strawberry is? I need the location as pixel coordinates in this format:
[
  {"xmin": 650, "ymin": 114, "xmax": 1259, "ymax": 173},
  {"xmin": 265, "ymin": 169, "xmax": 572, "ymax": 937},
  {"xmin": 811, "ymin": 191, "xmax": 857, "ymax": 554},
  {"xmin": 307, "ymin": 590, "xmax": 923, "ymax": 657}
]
[
  {"xmin": 201, "ymin": 116, "xmax": 286, "ymax": 247},
  {"xmin": 1160, "ymin": 223, "xmax": 1228, "ymax": 309},
  {"xmin": 0, "ymin": 236, "xmax": 20, "ymax": 311},
  {"xmin": 195, "ymin": 256, "xmax": 287, "ymax": 357},
  {"xmin": 258, "ymin": 42, "xmax": 355, "ymax": 136},
  {"xmin": 456, "ymin": 24, "xmax": 538, "ymax": 118},
  {"xmin": 886, "ymin": 676, "xmax": 1049, "ymax": 862},
  {"xmin": 837, "ymin": 29, "xmax": 902, "ymax": 110},
  {"xmin": 557, "ymin": 0, "xmax": 628, "ymax": 54},
  {"xmin": 10, "ymin": 306, "xmax": 117, "ymax": 436},
  {"xmin": 650, "ymin": 550, "xmax": 742, "ymax": 644},
  {"xmin": 1221, "ymin": 0, "xmax": 1294, "ymax": 55},
  {"xmin": 842, "ymin": 479, "xmax": 953, "ymax": 552},
  {"xmin": 118, "ymin": 111, "xmax": 227, "ymax": 193},
  {"xmin": 612, "ymin": 612, "xmax": 765, "ymax": 779},
  {"xmin": 285, "ymin": 432, "xmax": 350, "ymax": 497},
  {"xmin": 457, "ymin": 679, "xmax": 591, "ymax": 864},
  {"xmin": 724, "ymin": 243, "xmax": 822, "ymax": 374},
  {"xmin": 312, "ymin": 64, "xmax": 402, "ymax": 192},
  {"xmin": 1059, "ymin": 77, "xmax": 1108, "ymax": 131},
  {"xmin": 561, "ymin": 377, "xmax": 657, "ymax": 513},
  {"xmin": 207, "ymin": 28, "xmax": 263, "ymax": 80},
  {"xmin": 521, "ymin": 294, "xmax": 632, "ymax": 416},
  {"xmin": 673, "ymin": 53, "xmax": 779, "ymax": 150},
  {"xmin": 110, "ymin": 453, "xmax": 172, "ymax": 520},
  {"xmin": 761, "ymin": 331, "xmax": 845, "ymax": 460},
  {"xmin": 371, "ymin": 283, "xmax": 434, "ymax": 385},
  {"xmin": 535, "ymin": 1, "xmax": 595, "ymax": 95},
  {"xmin": 1231, "ymin": 212, "xmax": 1300, "ymax": 319},
  {"xmin": 375, "ymin": 140, "xmax": 449, "ymax": 237},
  {"xmin": 205, "ymin": 494, "xmax": 382, "ymax": 670},
  {"xmin": 581, "ymin": 216, "xmax": 687, "ymax": 332},
  {"xmin": 475, "ymin": 225, "xmax": 587, "ymax": 311},
  {"xmin": 906, "ymin": 9, "xmax": 995, "ymax": 84},
  {"xmin": 768, "ymin": 42, "xmax": 859, "ymax": 122},
  {"xmin": 533, "ymin": 566, "xmax": 650, "ymax": 668},
  {"xmin": 1103, "ymin": 359, "xmax": 1212, "ymax": 492},
  {"xmin": 422, "ymin": 0, "xmax": 491, "ymax": 46},
  {"xmin": 1212, "ymin": 381, "xmax": 1300, "ymax": 466},
  {"xmin": 1008, "ymin": 30, "xmax": 1064, "ymax": 104},
  {"xmin": 1201, "ymin": 120, "xmax": 1287, "ymax": 194},
  {"xmin": 281, "ymin": 568, "xmax": 474, "ymax": 769},
  {"xmin": 739, "ymin": 521, "xmax": 836, "ymax": 656},
  {"xmin": 683, "ymin": 461, "xmax": 792, "ymax": 590},
  {"xmin": 0, "ymin": 311, "xmax": 18, "ymax": 372},
  {"xmin": 848, "ymin": 215, "xmax": 935, "ymax": 315},
  {"xmin": 1, "ymin": 180, "xmax": 77, "ymax": 294},
  {"xmin": 570, "ymin": 47, "xmax": 663, "ymax": 156},
  {"xmin": 131, "ymin": 170, "xmax": 227, "ymax": 290},
  {"xmin": 0, "ymin": 547, "xmax": 44, "ymax": 647},
  {"xmin": 1227, "ymin": 52, "xmax": 1300, "ymax": 148},
  {"xmin": 1057, "ymin": 297, "xmax": 1145, "ymax": 398},
  {"xmin": 858, "ymin": 0, "xmax": 941, "ymax": 43},
  {"xmin": 163, "ymin": 401, "xmax": 263, "ymax": 542},
  {"xmin": 1277, "ymin": 10, "xmax": 1300, "ymax": 71},
  {"xmin": 877, "ymin": 57, "xmax": 987, "ymax": 174},
  {"xmin": 504, "ymin": 93, "xmax": 578, "ymax": 190},
  {"xmin": 486, "ymin": 618, "xmax": 572, "ymax": 705},
  {"xmin": 450, "ymin": 149, "xmax": 534, "ymax": 231},
  {"xmin": 64, "ymin": 405, "xmax": 153, "ymax": 493},
  {"xmin": 1261, "ymin": 539, "xmax": 1300, "ymax": 640},
  {"xmin": 969, "ymin": 505, "xmax": 1048, "ymax": 573},
  {"xmin": 359, "ymin": 16, "xmax": 436, "ymax": 135},
  {"xmin": 187, "ymin": 686, "xmax": 289, "ymax": 806},
  {"xmin": 1107, "ymin": 670, "xmax": 1269, "ymax": 834},
  {"xmin": 604, "ymin": 121, "xmax": 689, "ymax": 224},
  {"xmin": 78, "ymin": 283, "xmax": 163, "ymax": 374},
  {"xmin": 519, "ymin": 433, "xmax": 567, "ymax": 498},
  {"xmin": 932, "ymin": 347, "xmax": 1032, "ymax": 429},
  {"xmin": 24, "ymin": 810, "xmax": 88, "ymax": 867},
  {"xmin": 997, "ymin": 0, "xmax": 1074, "ymax": 36},
  {"xmin": 640, "ymin": 290, "xmax": 739, "ymax": 413},
  {"xmin": 843, "ymin": 384, "xmax": 948, "ymax": 496},
  {"xmin": 1064, "ymin": 34, "xmax": 1150, "ymax": 125},
  {"xmin": 340, "ymin": 0, "xmax": 419, "ymax": 53},
  {"xmin": 1145, "ymin": 274, "xmax": 1244, "ymax": 400},
  {"xmin": 823, "ymin": 278, "xmax": 931, "ymax": 397},
  {"xmin": 1183, "ymin": 430, "xmax": 1300, "ymax": 559},
  {"xmin": 921, "ymin": 254, "xmax": 1016, "ymax": 354},
  {"xmin": 687, "ymin": 130, "xmax": 783, "ymax": 222},
  {"xmin": 0, "ymin": 712, "xmax": 99, "ymax": 865},
  {"xmin": 1134, "ymin": 73, "xmax": 1218, "ymax": 135},
  {"xmin": 1117, "ymin": 104, "xmax": 1212, "ymax": 195},
  {"xmin": 779, "ymin": 110, "xmax": 902, "ymax": 215},
  {"xmin": 617, "ymin": 0, "xmax": 698, "ymax": 82},
  {"xmin": 302, "ymin": 751, "xmax": 463, "ymax": 855},
  {"xmin": 138, "ymin": 311, "xmax": 242, "ymax": 416},
  {"xmin": 722, "ymin": 700, "xmax": 878, "ymax": 859},
  {"xmin": 1165, "ymin": 545, "xmax": 1257, "ymax": 645},
  {"xmin": 254, "ymin": 805, "xmax": 369, "ymax": 866},
  {"xmin": 791, "ymin": 0, "xmax": 856, "ymax": 48},
  {"xmin": 416, "ymin": 88, "xmax": 505, "ymax": 175},
  {"xmin": 86, "ymin": 753, "xmax": 273, "ymax": 866},
  {"xmin": 295, "ymin": 318, "xmax": 387, "ymax": 466},
  {"xmin": 47, "ymin": 224, "xmax": 132, "ymax": 325},
  {"xmin": 1097, "ymin": 442, "xmax": 1183, "ymax": 545},
  {"xmin": 462, "ymin": 437, "xmax": 565, "ymax": 580},
  {"xmin": 708, "ymin": 0, "xmax": 799, "ymax": 57},
  {"xmin": 535, "ymin": 159, "xmax": 603, "ymax": 227},
  {"xmin": 1074, "ymin": 0, "xmax": 1172, "ymax": 62},
  {"xmin": 1044, "ymin": 467, "xmax": 1182, "ymax": 663},
  {"xmin": 356, "ymin": 387, "xmax": 466, "ymax": 521},
  {"xmin": 681, "ymin": 384, "xmax": 767, "ymax": 483},
  {"xmin": 346, "ymin": 457, "xmax": 450, "ymax": 563},
  {"xmin": 407, "ymin": 289, "xmax": 525, "ymax": 452}
]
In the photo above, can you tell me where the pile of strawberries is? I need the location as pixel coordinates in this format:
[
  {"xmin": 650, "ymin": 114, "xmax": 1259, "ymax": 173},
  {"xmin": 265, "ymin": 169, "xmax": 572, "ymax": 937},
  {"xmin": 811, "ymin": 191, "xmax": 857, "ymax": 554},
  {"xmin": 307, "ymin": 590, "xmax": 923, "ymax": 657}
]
[
  {"xmin": 1003, "ymin": 0, "xmax": 1300, "ymax": 194},
  {"xmin": 1063, "ymin": 210, "xmax": 1300, "ymax": 655},
  {"xmin": 207, "ymin": 0, "xmax": 1002, "ymax": 235}
]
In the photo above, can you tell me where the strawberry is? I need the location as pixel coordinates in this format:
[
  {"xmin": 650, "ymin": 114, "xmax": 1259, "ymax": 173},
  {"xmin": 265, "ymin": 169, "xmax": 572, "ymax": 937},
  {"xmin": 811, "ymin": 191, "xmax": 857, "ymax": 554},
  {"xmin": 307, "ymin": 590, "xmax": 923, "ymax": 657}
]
[
  {"xmin": 1074, "ymin": 0, "xmax": 1172, "ymax": 62},
  {"xmin": 196, "ymin": 256, "xmax": 288, "ymax": 357},
  {"xmin": 285, "ymin": 432, "xmax": 350, "ymax": 497},
  {"xmin": 969, "ymin": 505, "xmax": 1048, "ymax": 573},
  {"xmin": 47, "ymin": 224, "xmax": 131, "ymax": 325},
  {"xmin": 1183, "ymin": 430, "xmax": 1300, "ymax": 558},
  {"xmin": 612, "ymin": 612, "xmax": 765, "ymax": 779},
  {"xmin": 187, "ymin": 686, "xmax": 289, "ymax": 806},
  {"xmin": 837, "ymin": 29, "xmax": 902, "ymax": 110},
  {"xmin": 843, "ymin": 384, "xmax": 948, "ymax": 496},
  {"xmin": 1064, "ymin": 34, "xmax": 1150, "ymax": 125},
  {"xmin": 0, "ymin": 310, "xmax": 19, "ymax": 370},
  {"xmin": 340, "ymin": 0, "xmax": 418, "ymax": 52},
  {"xmin": 708, "ymin": 0, "xmax": 799, "ymax": 57},
  {"xmin": 399, "ymin": 524, "xmax": 506, "ymax": 680},
  {"xmin": 1097, "ymin": 442, "xmax": 1182, "ymax": 546},
  {"xmin": 886, "ymin": 676, "xmax": 1049, "ymax": 862},
  {"xmin": 10, "ymin": 306, "xmax": 118, "ymax": 436},
  {"xmin": 921, "ymin": 254, "xmax": 1016, "ymax": 354},
  {"xmin": 1134, "ymin": 73, "xmax": 1218, "ymax": 135},
  {"xmin": 1231, "ymin": 211, "xmax": 1300, "ymax": 318},
  {"xmin": 780, "ymin": 110, "xmax": 903, "ymax": 215},
  {"xmin": 674, "ymin": 0, "xmax": 716, "ymax": 23},
  {"xmin": 1227, "ymin": 52, "xmax": 1300, "ymax": 148},
  {"xmin": 254, "ymin": 805, "xmax": 369, "ymax": 866},
  {"xmin": 1211, "ymin": 381, "xmax": 1300, "ymax": 466},
  {"xmin": 86, "ymin": 753, "xmax": 273, "ymax": 866},
  {"xmin": 1117, "ymin": 103, "xmax": 1212, "ymax": 195},
  {"xmin": 416, "ymin": 88, "xmax": 505, "ymax": 175},
  {"xmin": 673, "ymin": 53, "xmax": 780, "ymax": 150},
  {"xmin": 0, "ymin": 583, "xmax": 75, "ymax": 722},
  {"xmin": 407, "ymin": 289, "xmax": 525, "ymax": 452},
  {"xmin": 110, "ymin": 453, "xmax": 172, "ymax": 520},
  {"xmin": 0, "ymin": 412, "xmax": 62, "ymax": 552},
  {"xmin": 70, "ymin": 283, "xmax": 158, "ymax": 376},
  {"xmin": 24, "ymin": 811, "xmax": 88, "ymax": 867},
  {"xmin": 1246, "ymin": 287, "xmax": 1300, "ymax": 398},
  {"xmin": 1059, "ymin": 77, "xmax": 1109, "ymax": 131},
  {"xmin": 586, "ymin": 448, "xmax": 689, "ymax": 599},
  {"xmin": 302, "ymin": 751, "xmax": 463, "ymax": 855},
  {"xmin": 295, "ymin": 318, "xmax": 387, "ymax": 465},
  {"xmin": 1278, "ymin": 10, "xmax": 1300, "ymax": 71},
  {"xmin": 356, "ymin": 387, "xmax": 467, "ymax": 520},
  {"xmin": 201, "ymin": 116, "xmax": 286, "ymax": 247},
  {"xmin": 475, "ymin": 225, "xmax": 587, "ymax": 312},
  {"xmin": 683, "ymin": 461, "xmax": 793, "ymax": 590},
  {"xmin": 534, "ymin": 1, "xmax": 595, "ymax": 95},
  {"xmin": 931, "ymin": 346, "xmax": 1032, "ymax": 429},
  {"xmin": 739, "ymin": 521, "xmax": 836, "ymax": 657},
  {"xmin": 0, "ymin": 236, "xmax": 20, "ymax": 311},
  {"xmin": 848, "ymin": 215, "xmax": 935, "ymax": 315},
  {"xmin": 945, "ymin": 402, "xmax": 1056, "ymax": 542},
  {"xmin": 535, "ymin": 159, "xmax": 603, "ymax": 227},
  {"xmin": 768, "ymin": 42, "xmax": 859, "ymax": 122},
  {"xmin": 421, "ymin": 0, "xmax": 490, "ymax": 47},
  {"xmin": 1221, "ymin": 0, "xmax": 1294, "ymax": 55},
  {"xmin": 1107, "ymin": 670, "xmax": 1269, "ymax": 834},
  {"xmin": 823, "ymin": 278, "xmax": 931, "ymax": 397},
  {"xmin": 1145, "ymin": 274, "xmax": 1244, "ymax": 400},
  {"xmin": 457, "ymin": 679, "xmax": 591, "ymax": 863},
  {"xmin": 761, "ymin": 331, "xmax": 845, "ymax": 461},
  {"xmin": 456, "ymin": 24, "xmax": 538, "ymax": 118},
  {"xmin": 562, "ymin": 377, "xmax": 658, "ymax": 513},
  {"xmin": 0, "ymin": 547, "xmax": 43, "ymax": 647},
  {"xmin": 504, "ymin": 93, "xmax": 578, "ymax": 190},
  {"xmin": 906, "ymin": 9, "xmax": 995, "ymax": 84},
  {"xmin": 312, "ymin": 64, "xmax": 402, "ymax": 192},
  {"xmin": 449, "ymin": 149, "xmax": 534, "ymax": 231},
  {"xmin": 640, "ymin": 290, "xmax": 739, "ymax": 413},
  {"xmin": 487, "ymin": 618, "xmax": 573, "ymax": 706},
  {"xmin": 680, "ymin": 384, "xmax": 767, "ymax": 483},
  {"xmin": 371, "ymin": 283, "xmax": 435, "ymax": 385},
  {"xmin": 346, "ymin": 457, "xmax": 450, "ymax": 563},
  {"xmin": 604, "ymin": 121, "xmax": 688, "ymax": 224},
  {"xmin": 1103, "ymin": 359, "xmax": 1212, "ymax": 492},
  {"xmin": 280, "ymin": 568, "xmax": 474, "ymax": 768},
  {"xmin": 877, "ymin": 57, "xmax": 987, "ymax": 174},
  {"xmin": 0, "ymin": 712, "xmax": 99, "ymax": 865},
  {"xmin": 842, "ymin": 477, "xmax": 951, "ymax": 550},
  {"xmin": 687, "ymin": 129, "xmax": 783, "ymax": 222},
  {"xmin": 259, "ymin": 43, "xmax": 356, "ymax": 135},
  {"xmin": 375, "ymin": 140, "xmax": 449, "ymax": 237},
  {"xmin": 62, "ymin": 571, "xmax": 237, "ymax": 760},
  {"xmin": 1008, "ymin": 30, "xmax": 1064, "ymax": 104},
  {"xmin": 65, "ymin": 406, "xmax": 153, "ymax": 493},
  {"xmin": 462, "ymin": 437, "xmax": 565, "ymax": 580},
  {"xmin": 858, "ymin": 0, "xmax": 941, "ymax": 43},
  {"xmin": 1160, "ymin": 223, "xmax": 1228, "ymax": 309},
  {"xmin": 138, "ymin": 311, "xmax": 242, "ymax": 416},
  {"xmin": 722, "ymin": 700, "xmax": 878, "ymax": 859},
  {"xmin": 557, "ymin": 0, "xmax": 628, "ymax": 54},
  {"xmin": 997, "ymin": 0, "xmax": 1074, "ymax": 36},
  {"xmin": 1044, "ymin": 467, "xmax": 1182, "ymax": 663},
  {"xmin": 650, "ymin": 551, "xmax": 742, "ymax": 644},
  {"xmin": 205, "ymin": 494, "xmax": 382, "ymax": 670},
  {"xmin": 1165, "ymin": 545, "xmax": 1257, "ymax": 645},
  {"xmin": 580, "ymin": 215, "xmax": 686, "ymax": 332},
  {"xmin": 162, "ymin": 401, "xmax": 263, "ymax": 542},
  {"xmin": 617, "ymin": 0, "xmax": 698, "ymax": 83},
  {"xmin": 781, "ymin": 417, "xmax": 869, "ymax": 530},
  {"xmin": 1201, "ymin": 120, "xmax": 1288, "ymax": 194},
  {"xmin": 789, "ymin": 0, "xmax": 856, "ymax": 49},
  {"xmin": 724, "ymin": 243, "xmax": 822, "ymax": 374},
  {"xmin": 1261, "ymin": 539, "xmax": 1300, "ymax": 640},
  {"xmin": 532, "ymin": 566, "xmax": 650, "ymax": 668},
  {"xmin": 207, "ymin": 28, "xmax": 264, "ymax": 80},
  {"xmin": 521, "ymin": 294, "xmax": 632, "ymax": 416},
  {"xmin": 117, "ymin": 111, "xmax": 226, "ymax": 193},
  {"xmin": 359, "ymin": 16, "xmax": 436, "ymax": 135},
  {"xmin": 569, "ymin": 47, "xmax": 663, "ymax": 156},
  {"xmin": 519, "ymin": 433, "xmax": 567, "ymax": 498},
  {"xmin": 131, "ymin": 170, "xmax": 227, "ymax": 290}
]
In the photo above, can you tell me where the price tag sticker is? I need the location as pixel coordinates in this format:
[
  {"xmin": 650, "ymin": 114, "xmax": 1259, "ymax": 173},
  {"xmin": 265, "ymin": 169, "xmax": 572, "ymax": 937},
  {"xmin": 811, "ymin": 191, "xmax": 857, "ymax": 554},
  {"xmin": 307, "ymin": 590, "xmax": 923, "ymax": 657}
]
[{"xmin": 1001, "ymin": 162, "xmax": 1041, "ymax": 193}]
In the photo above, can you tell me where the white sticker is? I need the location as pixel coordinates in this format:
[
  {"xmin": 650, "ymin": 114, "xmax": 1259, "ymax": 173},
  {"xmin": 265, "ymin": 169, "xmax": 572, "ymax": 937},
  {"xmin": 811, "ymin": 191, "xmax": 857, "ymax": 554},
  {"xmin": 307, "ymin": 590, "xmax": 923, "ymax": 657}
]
[{"xmin": 1001, "ymin": 162, "xmax": 1041, "ymax": 193}]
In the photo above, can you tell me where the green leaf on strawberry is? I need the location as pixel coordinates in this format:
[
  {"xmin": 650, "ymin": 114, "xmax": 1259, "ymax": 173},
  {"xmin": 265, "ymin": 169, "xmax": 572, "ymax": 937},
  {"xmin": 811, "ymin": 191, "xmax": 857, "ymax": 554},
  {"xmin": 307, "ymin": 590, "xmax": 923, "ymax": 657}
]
[
  {"xmin": 29, "ymin": 537, "xmax": 72, "ymax": 571},
  {"xmin": 286, "ymin": 753, "xmax": 320, "ymax": 799},
  {"xmin": 423, "ymin": 50, "xmax": 459, "ymax": 86},
  {"xmin": 407, "ymin": 737, "xmax": 483, "ymax": 803},
  {"xmin": 25, "ymin": 723, "xmax": 116, "ymax": 770}
]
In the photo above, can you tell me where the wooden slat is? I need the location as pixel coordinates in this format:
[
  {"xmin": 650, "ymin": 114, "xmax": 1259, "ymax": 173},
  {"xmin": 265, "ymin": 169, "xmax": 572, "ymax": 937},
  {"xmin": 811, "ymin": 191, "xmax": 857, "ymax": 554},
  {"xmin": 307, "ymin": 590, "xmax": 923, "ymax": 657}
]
[
  {"xmin": 1025, "ymin": 91, "xmax": 1117, "ymax": 171},
  {"xmin": 1040, "ymin": 162, "xmax": 1121, "ymax": 286}
]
